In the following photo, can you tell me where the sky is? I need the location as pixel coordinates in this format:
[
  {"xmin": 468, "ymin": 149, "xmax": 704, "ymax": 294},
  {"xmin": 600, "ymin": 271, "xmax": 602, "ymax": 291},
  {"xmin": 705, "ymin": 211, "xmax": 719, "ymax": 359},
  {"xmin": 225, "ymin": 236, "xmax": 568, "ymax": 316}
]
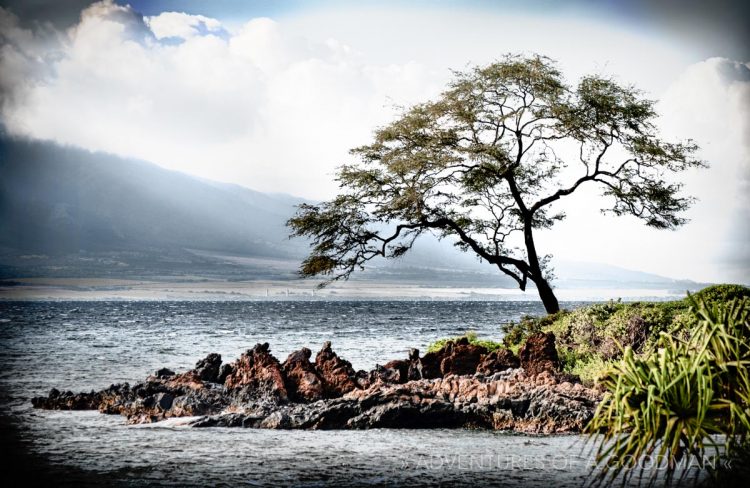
[{"xmin": 0, "ymin": 0, "xmax": 748, "ymax": 284}]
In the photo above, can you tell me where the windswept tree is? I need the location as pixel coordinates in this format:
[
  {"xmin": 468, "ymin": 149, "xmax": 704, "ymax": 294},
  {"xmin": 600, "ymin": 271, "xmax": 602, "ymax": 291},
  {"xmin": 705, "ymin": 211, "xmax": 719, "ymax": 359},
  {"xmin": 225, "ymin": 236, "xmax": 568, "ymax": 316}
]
[{"xmin": 288, "ymin": 55, "xmax": 703, "ymax": 313}]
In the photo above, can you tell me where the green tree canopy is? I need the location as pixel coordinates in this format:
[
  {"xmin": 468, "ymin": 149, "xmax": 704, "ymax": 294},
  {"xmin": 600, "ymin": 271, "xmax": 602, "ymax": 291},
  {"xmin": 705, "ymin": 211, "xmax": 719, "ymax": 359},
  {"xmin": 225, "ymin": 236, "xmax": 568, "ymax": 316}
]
[{"xmin": 288, "ymin": 54, "xmax": 703, "ymax": 313}]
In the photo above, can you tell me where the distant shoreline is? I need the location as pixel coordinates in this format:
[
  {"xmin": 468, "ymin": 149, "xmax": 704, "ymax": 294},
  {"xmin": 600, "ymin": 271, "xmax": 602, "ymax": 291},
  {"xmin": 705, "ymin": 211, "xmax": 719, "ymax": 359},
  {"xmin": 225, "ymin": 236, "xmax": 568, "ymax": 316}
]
[{"xmin": 0, "ymin": 277, "xmax": 689, "ymax": 302}]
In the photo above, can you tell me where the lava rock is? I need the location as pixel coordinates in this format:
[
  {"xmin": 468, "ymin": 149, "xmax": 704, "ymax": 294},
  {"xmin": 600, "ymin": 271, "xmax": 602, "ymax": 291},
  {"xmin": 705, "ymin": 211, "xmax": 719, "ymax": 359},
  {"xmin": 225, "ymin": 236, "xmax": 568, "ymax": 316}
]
[
  {"xmin": 381, "ymin": 359, "xmax": 409, "ymax": 384},
  {"xmin": 477, "ymin": 349, "xmax": 520, "ymax": 375},
  {"xmin": 223, "ymin": 343, "xmax": 288, "ymax": 401},
  {"xmin": 33, "ymin": 338, "xmax": 601, "ymax": 434},
  {"xmin": 217, "ymin": 363, "xmax": 234, "ymax": 384},
  {"xmin": 281, "ymin": 347, "xmax": 325, "ymax": 402},
  {"xmin": 406, "ymin": 348, "xmax": 423, "ymax": 380},
  {"xmin": 314, "ymin": 341, "xmax": 358, "ymax": 397},
  {"xmin": 439, "ymin": 339, "xmax": 488, "ymax": 376},
  {"xmin": 155, "ymin": 368, "xmax": 175, "ymax": 379},
  {"xmin": 518, "ymin": 332, "xmax": 559, "ymax": 376},
  {"xmin": 194, "ymin": 353, "xmax": 222, "ymax": 383}
]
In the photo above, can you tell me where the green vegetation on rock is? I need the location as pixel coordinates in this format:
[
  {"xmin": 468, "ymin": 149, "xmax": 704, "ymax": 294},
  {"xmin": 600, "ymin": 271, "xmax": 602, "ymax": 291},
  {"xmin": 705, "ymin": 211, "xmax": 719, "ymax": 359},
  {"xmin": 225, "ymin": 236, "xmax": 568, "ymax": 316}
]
[
  {"xmin": 423, "ymin": 284, "xmax": 750, "ymax": 483},
  {"xmin": 501, "ymin": 284, "xmax": 750, "ymax": 385},
  {"xmin": 586, "ymin": 291, "xmax": 750, "ymax": 485},
  {"xmin": 426, "ymin": 331, "xmax": 504, "ymax": 354}
]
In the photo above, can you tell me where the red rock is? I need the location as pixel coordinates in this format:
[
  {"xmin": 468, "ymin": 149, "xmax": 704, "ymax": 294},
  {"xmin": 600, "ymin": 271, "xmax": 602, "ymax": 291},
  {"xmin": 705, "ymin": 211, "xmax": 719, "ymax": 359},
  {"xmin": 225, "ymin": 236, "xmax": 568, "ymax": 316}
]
[
  {"xmin": 382, "ymin": 359, "xmax": 409, "ymax": 383},
  {"xmin": 223, "ymin": 343, "xmax": 288, "ymax": 401},
  {"xmin": 518, "ymin": 332, "xmax": 559, "ymax": 376},
  {"xmin": 477, "ymin": 349, "xmax": 520, "ymax": 375},
  {"xmin": 419, "ymin": 350, "xmax": 444, "ymax": 379},
  {"xmin": 164, "ymin": 370, "xmax": 205, "ymax": 390},
  {"xmin": 281, "ymin": 347, "xmax": 325, "ymax": 402},
  {"xmin": 439, "ymin": 339, "xmax": 488, "ymax": 376},
  {"xmin": 406, "ymin": 348, "xmax": 423, "ymax": 381},
  {"xmin": 314, "ymin": 341, "xmax": 358, "ymax": 397},
  {"xmin": 34, "ymin": 339, "xmax": 602, "ymax": 433}
]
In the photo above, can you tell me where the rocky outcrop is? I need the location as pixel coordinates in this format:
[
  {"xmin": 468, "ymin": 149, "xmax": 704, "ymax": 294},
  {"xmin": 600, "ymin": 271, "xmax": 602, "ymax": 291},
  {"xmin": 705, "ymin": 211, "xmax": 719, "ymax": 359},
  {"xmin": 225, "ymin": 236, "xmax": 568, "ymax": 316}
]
[
  {"xmin": 381, "ymin": 359, "xmax": 409, "ymax": 384},
  {"xmin": 418, "ymin": 349, "xmax": 444, "ymax": 379},
  {"xmin": 193, "ymin": 369, "xmax": 600, "ymax": 434},
  {"xmin": 32, "ymin": 387, "xmax": 103, "ymax": 410},
  {"xmin": 439, "ymin": 338, "xmax": 487, "ymax": 376},
  {"xmin": 314, "ymin": 341, "xmax": 358, "ymax": 397},
  {"xmin": 32, "ymin": 333, "xmax": 599, "ymax": 433},
  {"xmin": 518, "ymin": 332, "xmax": 559, "ymax": 376},
  {"xmin": 223, "ymin": 343, "xmax": 288, "ymax": 401},
  {"xmin": 281, "ymin": 348, "xmax": 324, "ymax": 402},
  {"xmin": 477, "ymin": 348, "xmax": 520, "ymax": 375},
  {"xmin": 194, "ymin": 353, "xmax": 222, "ymax": 383}
]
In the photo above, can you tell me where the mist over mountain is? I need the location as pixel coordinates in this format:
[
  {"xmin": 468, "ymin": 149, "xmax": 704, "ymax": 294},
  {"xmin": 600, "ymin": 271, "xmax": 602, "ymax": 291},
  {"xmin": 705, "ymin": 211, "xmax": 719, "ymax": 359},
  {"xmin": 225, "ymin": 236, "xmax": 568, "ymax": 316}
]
[
  {"xmin": 0, "ymin": 136, "xmax": 310, "ymax": 279},
  {"xmin": 0, "ymin": 136, "xmax": 704, "ymax": 290}
]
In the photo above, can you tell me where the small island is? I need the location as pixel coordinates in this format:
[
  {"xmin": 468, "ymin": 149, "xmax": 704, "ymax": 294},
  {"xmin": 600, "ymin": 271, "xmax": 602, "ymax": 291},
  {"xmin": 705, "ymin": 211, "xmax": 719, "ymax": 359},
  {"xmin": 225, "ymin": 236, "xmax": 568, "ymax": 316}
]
[{"xmin": 33, "ymin": 331, "xmax": 600, "ymax": 433}]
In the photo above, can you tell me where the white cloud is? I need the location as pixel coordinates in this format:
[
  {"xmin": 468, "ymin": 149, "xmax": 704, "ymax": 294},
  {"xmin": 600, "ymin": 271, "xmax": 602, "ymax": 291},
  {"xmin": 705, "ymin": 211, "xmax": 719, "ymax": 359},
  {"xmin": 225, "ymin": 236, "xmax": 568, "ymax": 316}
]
[
  {"xmin": 657, "ymin": 58, "xmax": 750, "ymax": 282},
  {"xmin": 0, "ymin": 1, "xmax": 443, "ymax": 198},
  {"xmin": 0, "ymin": 1, "xmax": 747, "ymax": 283},
  {"xmin": 537, "ymin": 58, "xmax": 750, "ymax": 284},
  {"xmin": 145, "ymin": 11, "xmax": 224, "ymax": 40}
]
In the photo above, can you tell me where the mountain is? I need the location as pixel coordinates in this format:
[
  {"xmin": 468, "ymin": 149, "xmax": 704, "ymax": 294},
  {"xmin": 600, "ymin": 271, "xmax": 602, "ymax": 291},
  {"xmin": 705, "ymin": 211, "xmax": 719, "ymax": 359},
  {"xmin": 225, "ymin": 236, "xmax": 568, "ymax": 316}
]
[
  {"xmin": 552, "ymin": 260, "xmax": 703, "ymax": 290},
  {"xmin": 0, "ymin": 136, "xmax": 309, "ymax": 279},
  {"xmin": 0, "ymin": 135, "xmax": 703, "ymax": 290}
]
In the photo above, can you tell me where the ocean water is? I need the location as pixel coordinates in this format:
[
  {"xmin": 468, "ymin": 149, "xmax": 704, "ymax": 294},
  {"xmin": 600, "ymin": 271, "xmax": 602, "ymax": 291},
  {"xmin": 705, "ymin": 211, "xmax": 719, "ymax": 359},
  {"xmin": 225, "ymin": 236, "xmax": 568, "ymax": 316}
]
[{"xmin": 0, "ymin": 300, "xmax": 697, "ymax": 487}]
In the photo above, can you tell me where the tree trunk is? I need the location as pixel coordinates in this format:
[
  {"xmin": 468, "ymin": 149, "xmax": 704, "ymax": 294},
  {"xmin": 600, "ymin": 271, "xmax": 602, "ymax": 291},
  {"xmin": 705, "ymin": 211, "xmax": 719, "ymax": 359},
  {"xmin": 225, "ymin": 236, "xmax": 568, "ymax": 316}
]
[
  {"xmin": 522, "ymin": 220, "xmax": 560, "ymax": 314},
  {"xmin": 535, "ymin": 277, "xmax": 560, "ymax": 314}
]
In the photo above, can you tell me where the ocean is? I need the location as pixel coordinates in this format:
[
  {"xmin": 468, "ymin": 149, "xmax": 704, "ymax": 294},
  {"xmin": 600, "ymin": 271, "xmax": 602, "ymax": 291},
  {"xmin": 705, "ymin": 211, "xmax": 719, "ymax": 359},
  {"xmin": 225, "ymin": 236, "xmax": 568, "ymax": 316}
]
[{"xmin": 0, "ymin": 300, "xmax": 690, "ymax": 487}]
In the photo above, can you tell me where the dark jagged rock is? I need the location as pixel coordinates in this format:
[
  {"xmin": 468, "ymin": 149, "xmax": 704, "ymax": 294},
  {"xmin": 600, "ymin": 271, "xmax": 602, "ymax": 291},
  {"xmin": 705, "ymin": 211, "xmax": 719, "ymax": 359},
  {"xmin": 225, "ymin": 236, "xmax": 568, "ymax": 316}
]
[
  {"xmin": 223, "ymin": 343, "xmax": 288, "ymax": 401},
  {"xmin": 418, "ymin": 350, "xmax": 444, "ymax": 379},
  {"xmin": 31, "ymin": 388, "xmax": 101, "ymax": 410},
  {"xmin": 33, "ymin": 336, "xmax": 601, "ymax": 433},
  {"xmin": 194, "ymin": 353, "xmax": 222, "ymax": 383},
  {"xmin": 406, "ymin": 348, "xmax": 423, "ymax": 381},
  {"xmin": 281, "ymin": 347, "xmax": 324, "ymax": 402},
  {"xmin": 381, "ymin": 359, "xmax": 409, "ymax": 384},
  {"xmin": 314, "ymin": 341, "xmax": 358, "ymax": 397},
  {"xmin": 477, "ymin": 348, "xmax": 520, "ymax": 375},
  {"xmin": 415, "ymin": 338, "xmax": 488, "ymax": 379},
  {"xmin": 217, "ymin": 363, "xmax": 234, "ymax": 384},
  {"xmin": 368, "ymin": 364, "xmax": 402, "ymax": 385},
  {"xmin": 155, "ymin": 368, "xmax": 175, "ymax": 379},
  {"xmin": 192, "ymin": 369, "xmax": 601, "ymax": 433},
  {"xmin": 518, "ymin": 332, "xmax": 559, "ymax": 376},
  {"xmin": 91, "ymin": 379, "xmax": 230, "ymax": 424}
]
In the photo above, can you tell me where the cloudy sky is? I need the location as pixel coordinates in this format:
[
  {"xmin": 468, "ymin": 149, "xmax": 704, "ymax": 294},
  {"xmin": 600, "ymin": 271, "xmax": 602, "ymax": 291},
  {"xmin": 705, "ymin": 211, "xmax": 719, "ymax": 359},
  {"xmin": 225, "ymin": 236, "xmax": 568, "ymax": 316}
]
[{"xmin": 0, "ymin": 0, "xmax": 748, "ymax": 284}]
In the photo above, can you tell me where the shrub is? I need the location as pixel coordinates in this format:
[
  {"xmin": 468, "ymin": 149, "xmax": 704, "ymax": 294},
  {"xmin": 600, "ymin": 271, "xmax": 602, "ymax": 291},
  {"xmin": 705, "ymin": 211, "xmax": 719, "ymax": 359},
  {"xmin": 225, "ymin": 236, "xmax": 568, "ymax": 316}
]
[
  {"xmin": 502, "ymin": 310, "xmax": 566, "ymax": 348},
  {"xmin": 586, "ymin": 295, "xmax": 750, "ymax": 485},
  {"xmin": 691, "ymin": 283, "xmax": 750, "ymax": 305},
  {"xmin": 557, "ymin": 348, "xmax": 615, "ymax": 386},
  {"xmin": 426, "ymin": 331, "xmax": 504, "ymax": 353},
  {"xmin": 501, "ymin": 285, "xmax": 750, "ymax": 383}
]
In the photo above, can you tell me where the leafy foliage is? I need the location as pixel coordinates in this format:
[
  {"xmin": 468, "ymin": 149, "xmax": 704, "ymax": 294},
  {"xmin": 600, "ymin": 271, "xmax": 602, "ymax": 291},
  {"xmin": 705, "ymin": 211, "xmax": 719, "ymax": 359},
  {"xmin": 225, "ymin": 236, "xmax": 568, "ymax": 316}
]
[
  {"xmin": 501, "ymin": 285, "xmax": 749, "ymax": 386},
  {"xmin": 586, "ymin": 294, "xmax": 750, "ymax": 485},
  {"xmin": 288, "ymin": 54, "xmax": 703, "ymax": 313},
  {"xmin": 692, "ymin": 284, "xmax": 750, "ymax": 304},
  {"xmin": 561, "ymin": 352, "xmax": 616, "ymax": 386},
  {"xmin": 503, "ymin": 285, "xmax": 747, "ymax": 352},
  {"xmin": 426, "ymin": 331, "xmax": 504, "ymax": 354}
]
